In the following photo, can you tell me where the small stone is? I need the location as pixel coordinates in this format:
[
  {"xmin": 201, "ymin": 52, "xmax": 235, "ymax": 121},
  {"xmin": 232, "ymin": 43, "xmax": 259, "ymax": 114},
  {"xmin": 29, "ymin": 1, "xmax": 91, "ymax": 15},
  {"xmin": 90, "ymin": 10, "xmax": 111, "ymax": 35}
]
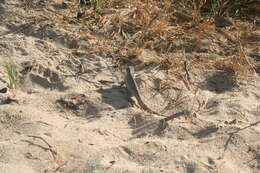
[{"xmin": 214, "ymin": 16, "xmax": 234, "ymax": 27}]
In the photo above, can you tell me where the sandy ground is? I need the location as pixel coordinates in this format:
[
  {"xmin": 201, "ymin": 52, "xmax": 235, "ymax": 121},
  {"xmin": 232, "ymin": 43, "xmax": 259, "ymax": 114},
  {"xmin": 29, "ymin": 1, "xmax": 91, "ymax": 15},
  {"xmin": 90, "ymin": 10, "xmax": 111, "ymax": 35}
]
[{"xmin": 0, "ymin": 0, "xmax": 260, "ymax": 173}]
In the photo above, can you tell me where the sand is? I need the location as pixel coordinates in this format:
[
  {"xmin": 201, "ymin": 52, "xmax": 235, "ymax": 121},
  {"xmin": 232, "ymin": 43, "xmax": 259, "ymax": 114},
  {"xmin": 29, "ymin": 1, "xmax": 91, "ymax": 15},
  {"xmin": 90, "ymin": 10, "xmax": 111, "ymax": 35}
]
[{"xmin": 0, "ymin": 0, "xmax": 259, "ymax": 173}]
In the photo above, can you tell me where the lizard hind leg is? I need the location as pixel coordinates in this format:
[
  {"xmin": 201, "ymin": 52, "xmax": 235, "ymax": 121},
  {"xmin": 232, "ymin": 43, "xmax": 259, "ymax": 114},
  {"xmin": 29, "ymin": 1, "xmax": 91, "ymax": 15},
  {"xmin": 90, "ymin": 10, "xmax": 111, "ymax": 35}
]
[
  {"xmin": 128, "ymin": 97, "xmax": 136, "ymax": 107},
  {"xmin": 124, "ymin": 88, "xmax": 136, "ymax": 107},
  {"xmin": 126, "ymin": 96, "xmax": 142, "ymax": 110}
]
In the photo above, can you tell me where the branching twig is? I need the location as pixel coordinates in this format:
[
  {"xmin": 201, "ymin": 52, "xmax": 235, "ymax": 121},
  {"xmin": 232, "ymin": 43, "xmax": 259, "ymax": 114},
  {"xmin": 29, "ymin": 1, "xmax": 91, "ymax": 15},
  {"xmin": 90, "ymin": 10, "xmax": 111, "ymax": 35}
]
[
  {"xmin": 27, "ymin": 135, "xmax": 58, "ymax": 160},
  {"xmin": 131, "ymin": 110, "xmax": 187, "ymax": 136}
]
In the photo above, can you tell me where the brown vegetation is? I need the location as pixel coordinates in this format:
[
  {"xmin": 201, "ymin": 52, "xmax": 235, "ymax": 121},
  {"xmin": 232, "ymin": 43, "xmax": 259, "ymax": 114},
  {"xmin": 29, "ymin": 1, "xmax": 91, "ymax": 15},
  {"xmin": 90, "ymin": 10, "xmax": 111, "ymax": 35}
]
[{"xmin": 22, "ymin": 0, "xmax": 259, "ymax": 78}]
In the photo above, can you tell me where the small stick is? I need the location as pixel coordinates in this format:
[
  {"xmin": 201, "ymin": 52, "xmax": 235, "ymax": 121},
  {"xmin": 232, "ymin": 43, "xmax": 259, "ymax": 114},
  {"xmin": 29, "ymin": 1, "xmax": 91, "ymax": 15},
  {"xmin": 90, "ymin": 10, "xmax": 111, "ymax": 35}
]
[
  {"xmin": 229, "ymin": 120, "xmax": 260, "ymax": 135},
  {"xmin": 184, "ymin": 61, "xmax": 191, "ymax": 82},
  {"xmin": 27, "ymin": 135, "xmax": 57, "ymax": 160}
]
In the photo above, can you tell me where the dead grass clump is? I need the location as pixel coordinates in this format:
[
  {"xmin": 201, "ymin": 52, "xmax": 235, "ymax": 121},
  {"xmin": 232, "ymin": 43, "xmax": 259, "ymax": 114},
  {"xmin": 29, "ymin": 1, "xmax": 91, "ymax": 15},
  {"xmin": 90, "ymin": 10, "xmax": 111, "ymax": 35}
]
[{"xmin": 23, "ymin": 0, "xmax": 259, "ymax": 77}]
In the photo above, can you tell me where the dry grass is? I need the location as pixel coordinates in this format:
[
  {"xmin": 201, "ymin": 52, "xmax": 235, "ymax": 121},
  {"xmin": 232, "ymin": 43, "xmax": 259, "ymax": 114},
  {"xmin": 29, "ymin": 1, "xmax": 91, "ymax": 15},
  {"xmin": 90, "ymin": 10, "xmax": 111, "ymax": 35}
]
[{"xmin": 24, "ymin": 0, "xmax": 259, "ymax": 78}]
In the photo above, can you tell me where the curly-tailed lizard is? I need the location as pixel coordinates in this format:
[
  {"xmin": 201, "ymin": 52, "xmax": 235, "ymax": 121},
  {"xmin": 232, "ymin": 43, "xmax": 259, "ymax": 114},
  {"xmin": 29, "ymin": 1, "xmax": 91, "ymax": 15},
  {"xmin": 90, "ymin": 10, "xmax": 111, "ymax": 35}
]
[{"xmin": 123, "ymin": 66, "xmax": 164, "ymax": 116}]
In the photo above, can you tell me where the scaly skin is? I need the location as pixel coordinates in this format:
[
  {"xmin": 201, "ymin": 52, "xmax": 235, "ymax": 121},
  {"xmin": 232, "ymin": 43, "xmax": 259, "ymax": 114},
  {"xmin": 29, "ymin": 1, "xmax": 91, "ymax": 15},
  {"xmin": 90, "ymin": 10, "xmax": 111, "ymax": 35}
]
[{"xmin": 124, "ymin": 66, "xmax": 163, "ymax": 116}]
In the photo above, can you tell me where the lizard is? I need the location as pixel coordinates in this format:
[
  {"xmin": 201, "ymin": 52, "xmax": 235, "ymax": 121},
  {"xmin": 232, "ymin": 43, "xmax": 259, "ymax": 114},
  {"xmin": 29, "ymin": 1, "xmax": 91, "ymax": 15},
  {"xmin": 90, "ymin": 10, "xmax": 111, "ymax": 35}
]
[{"xmin": 123, "ymin": 66, "xmax": 164, "ymax": 117}]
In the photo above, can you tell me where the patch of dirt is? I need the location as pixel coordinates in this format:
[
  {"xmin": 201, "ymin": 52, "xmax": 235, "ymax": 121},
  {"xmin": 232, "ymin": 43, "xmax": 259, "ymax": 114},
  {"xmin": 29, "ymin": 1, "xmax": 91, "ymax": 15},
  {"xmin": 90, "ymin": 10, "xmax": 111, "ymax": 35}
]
[{"xmin": 56, "ymin": 93, "xmax": 100, "ymax": 119}]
